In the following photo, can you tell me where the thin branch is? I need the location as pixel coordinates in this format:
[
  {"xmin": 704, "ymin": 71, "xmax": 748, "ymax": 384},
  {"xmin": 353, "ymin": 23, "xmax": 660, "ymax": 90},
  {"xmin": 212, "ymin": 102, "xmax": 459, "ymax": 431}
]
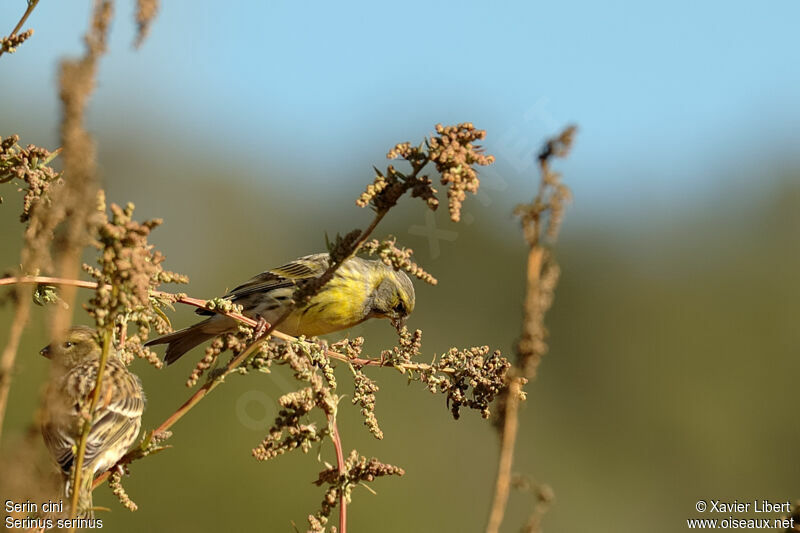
[
  {"xmin": 9, "ymin": 0, "xmax": 40, "ymax": 38},
  {"xmin": 486, "ymin": 377, "xmax": 523, "ymax": 533},
  {"xmin": 68, "ymin": 327, "xmax": 112, "ymax": 523},
  {"xmin": 51, "ymin": 0, "xmax": 112, "ymax": 339},
  {"xmin": 485, "ymin": 126, "xmax": 575, "ymax": 533},
  {"xmin": 487, "ymin": 246, "xmax": 545, "ymax": 533},
  {"xmin": 0, "ymin": 0, "xmax": 40, "ymax": 58},
  {"xmin": 330, "ymin": 415, "xmax": 347, "ymax": 533},
  {"xmin": 0, "ymin": 276, "xmax": 97, "ymax": 290}
]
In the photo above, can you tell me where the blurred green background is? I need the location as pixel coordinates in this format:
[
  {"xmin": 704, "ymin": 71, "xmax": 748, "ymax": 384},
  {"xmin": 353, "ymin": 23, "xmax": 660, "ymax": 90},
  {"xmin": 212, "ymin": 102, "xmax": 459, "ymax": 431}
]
[{"xmin": 2, "ymin": 1, "xmax": 799, "ymax": 532}]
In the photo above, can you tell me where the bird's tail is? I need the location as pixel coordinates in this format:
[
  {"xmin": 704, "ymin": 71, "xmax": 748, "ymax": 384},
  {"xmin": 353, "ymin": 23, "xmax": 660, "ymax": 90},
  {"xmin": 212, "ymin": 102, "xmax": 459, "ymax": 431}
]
[{"xmin": 145, "ymin": 319, "xmax": 221, "ymax": 365}]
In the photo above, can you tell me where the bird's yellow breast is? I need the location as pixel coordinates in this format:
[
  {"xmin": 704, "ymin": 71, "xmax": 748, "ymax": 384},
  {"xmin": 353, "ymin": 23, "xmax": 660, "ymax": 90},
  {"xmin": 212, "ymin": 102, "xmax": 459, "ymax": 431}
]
[{"xmin": 276, "ymin": 266, "xmax": 376, "ymax": 337}]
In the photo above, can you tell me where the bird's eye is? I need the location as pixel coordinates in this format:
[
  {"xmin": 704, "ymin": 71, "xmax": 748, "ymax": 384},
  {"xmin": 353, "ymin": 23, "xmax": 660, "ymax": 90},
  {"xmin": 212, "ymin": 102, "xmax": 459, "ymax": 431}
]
[
  {"xmin": 62, "ymin": 341, "xmax": 73, "ymax": 349},
  {"xmin": 393, "ymin": 301, "xmax": 406, "ymax": 315}
]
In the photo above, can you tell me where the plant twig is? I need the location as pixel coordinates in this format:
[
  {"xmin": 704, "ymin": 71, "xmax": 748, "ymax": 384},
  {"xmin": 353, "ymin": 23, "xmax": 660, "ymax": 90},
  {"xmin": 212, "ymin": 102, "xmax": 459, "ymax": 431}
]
[
  {"xmin": 486, "ymin": 126, "xmax": 575, "ymax": 533},
  {"xmin": 52, "ymin": 0, "xmax": 112, "ymax": 339},
  {"xmin": 8, "ymin": 0, "xmax": 40, "ymax": 38},
  {"xmin": 68, "ymin": 327, "xmax": 112, "ymax": 523},
  {"xmin": 330, "ymin": 415, "xmax": 347, "ymax": 533},
  {"xmin": 486, "ymin": 244, "xmax": 546, "ymax": 532},
  {"xmin": 0, "ymin": 0, "xmax": 40, "ymax": 58},
  {"xmin": 0, "ymin": 276, "xmax": 97, "ymax": 290},
  {"xmin": 486, "ymin": 376, "xmax": 523, "ymax": 533}
]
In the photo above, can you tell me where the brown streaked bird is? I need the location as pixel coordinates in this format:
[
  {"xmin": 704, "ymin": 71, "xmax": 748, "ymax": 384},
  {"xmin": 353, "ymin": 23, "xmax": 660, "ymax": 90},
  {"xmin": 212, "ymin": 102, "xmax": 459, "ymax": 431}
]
[
  {"xmin": 40, "ymin": 326, "xmax": 145, "ymax": 518},
  {"xmin": 146, "ymin": 253, "xmax": 415, "ymax": 365}
]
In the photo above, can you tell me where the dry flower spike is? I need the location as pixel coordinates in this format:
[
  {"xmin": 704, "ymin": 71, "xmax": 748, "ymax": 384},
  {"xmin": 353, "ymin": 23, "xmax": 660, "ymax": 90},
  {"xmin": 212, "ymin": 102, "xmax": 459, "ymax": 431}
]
[
  {"xmin": 0, "ymin": 28, "xmax": 33, "ymax": 55},
  {"xmin": 83, "ymin": 194, "xmax": 188, "ymax": 367},
  {"xmin": 358, "ymin": 123, "xmax": 494, "ymax": 222}
]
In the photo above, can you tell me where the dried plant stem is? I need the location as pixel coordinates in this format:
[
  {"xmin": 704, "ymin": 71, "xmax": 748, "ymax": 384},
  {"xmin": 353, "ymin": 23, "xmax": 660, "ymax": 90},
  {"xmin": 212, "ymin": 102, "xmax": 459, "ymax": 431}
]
[
  {"xmin": 0, "ymin": 286, "xmax": 33, "ymax": 443},
  {"xmin": 486, "ymin": 377, "xmax": 523, "ymax": 533},
  {"xmin": 51, "ymin": 0, "xmax": 113, "ymax": 338},
  {"xmin": 8, "ymin": 0, "xmax": 40, "ymax": 38},
  {"xmin": 487, "ymin": 235, "xmax": 547, "ymax": 532},
  {"xmin": 0, "ymin": 0, "xmax": 40, "ymax": 58},
  {"xmin": 486, "ymin": 127, "xmax": 575, "ymax": 533},
  {"xmin": 330, "ymin": 416, "xmax": 347, "ymax": 533},
  {"xmin": 487, "ymin": 250, "xmax": 544, "ymax": 533},
  {"xmin": 67, "ymin": 326, "xmax": 112, "ymax": 527},
  {"xmin": 0, "ymin": 276, "xmax": 98, "ymax": 290}
]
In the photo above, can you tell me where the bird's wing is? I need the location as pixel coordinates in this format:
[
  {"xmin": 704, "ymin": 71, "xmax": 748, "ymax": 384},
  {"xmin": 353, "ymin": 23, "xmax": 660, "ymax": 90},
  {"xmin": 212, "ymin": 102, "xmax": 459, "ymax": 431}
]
[
  {"xmin": 42, "ymin": 361, "xmax": 144, "ymax": 475},
  {"xmin": 196, "ymin": 254, "xmax": 330, "ymax": 315},
  {"xmin": 42, "ymin": 421, "xmax": 77, "ymax": 474},
  {"xmin": 83, "ymin": 363, "xmax": 144, "ymax": 471},
  {"xmin": 82, "ymin": 409, "xmax": 140, "ymax": 471}
]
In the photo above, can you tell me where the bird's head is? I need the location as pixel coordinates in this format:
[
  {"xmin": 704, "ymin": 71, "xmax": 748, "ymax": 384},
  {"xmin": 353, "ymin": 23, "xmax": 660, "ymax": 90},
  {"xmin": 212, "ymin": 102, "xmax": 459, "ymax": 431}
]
[
  {"xmin": 370, "ymin": 268, "xmax": 416, "ymax": 329},
  {"xmin": 40, "ymin": 326, "xmax": 101, "ymax": 367}
]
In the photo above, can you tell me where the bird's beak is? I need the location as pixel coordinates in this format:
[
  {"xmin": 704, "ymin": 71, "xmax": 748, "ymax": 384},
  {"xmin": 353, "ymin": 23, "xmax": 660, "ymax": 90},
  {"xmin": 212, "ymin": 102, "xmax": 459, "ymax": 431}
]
[
  {"xmin": 40, "ymin": 345, "xmax": 51, "ymax": 359},
  {"xmin": 391, "ymin": 317, "xmax": 407, "ymax": 331}
]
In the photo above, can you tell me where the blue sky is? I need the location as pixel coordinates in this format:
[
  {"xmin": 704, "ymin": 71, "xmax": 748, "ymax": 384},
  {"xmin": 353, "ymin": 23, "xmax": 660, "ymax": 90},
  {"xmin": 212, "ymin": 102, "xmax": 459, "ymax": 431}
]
[{"xmin": 2, "ymin": 0, "xmax": 799, "ymax": 223}]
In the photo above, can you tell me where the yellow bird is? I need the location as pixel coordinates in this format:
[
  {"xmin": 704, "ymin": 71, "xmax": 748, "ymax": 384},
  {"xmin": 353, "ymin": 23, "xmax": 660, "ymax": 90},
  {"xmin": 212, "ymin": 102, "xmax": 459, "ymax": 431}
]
[{"xmin": 146, "ymin": 253, "xmax": 415, "ymax": 364}]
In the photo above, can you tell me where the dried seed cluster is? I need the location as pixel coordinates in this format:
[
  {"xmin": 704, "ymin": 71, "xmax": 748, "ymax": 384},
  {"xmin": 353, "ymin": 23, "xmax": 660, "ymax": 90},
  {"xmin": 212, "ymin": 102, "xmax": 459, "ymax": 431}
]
[
  {"xmin": 513, "ymin": 125, "xmax": 576, "ymax": 384},
  {"xmin": 374, "ymin": 327, "xmax": 511, "ymax": 420},
  {"xmin": 327, "ymin": 337, "xmax": 384, "ymax": 439},
  {"xmin": 251, "ymin": 342, "xmax": 336, "ymax": 461},
  {"xmin": 434, "ymin": 346, "xmax": 510, "ymax": 419},
  {"xmin": 516, "ymin": 124, "xmax": 577, "ymax": 246},
  {"xmin": 379, "ymin": 325, "xmax": 423, "ymax": 367},
  {"xmin": 251, "ymin": 388, "xmax": 325, "ymax": 461},
  {"xmin": 0, "ymin": 135, "xmax": 62, "ymax": 223},
  {"xmin": 325, "ymin": 229, "xmax": 362, "ymax": 265},
  {"xmin": 328, "ymin": 336, "xmax": 364, "ymax": 359},
  {"xmin": 83, "ymin": 193, "xmax": 187, "ymax": 367},
  {"xmin": 362, "ymin": 237, "xmax": 437, "ymax": 285},
  {"xmin": 309, "ymin": 450, "xmax": 404, "ymax": 531},
  {"xmin": 351, "ymin": 367, "xmax": 382, "ymax": 439},
  {"xmin": 0, "ymin": 29, "xmax": 34, "ymax": 54},
  {"xmin": 427, "ymin": 123, "xmax": 495, "ymax": 222},
  {"xmin": 358, "ymin": 123, "xmax": 494, "ymax": 221},
  {"xmin": 108, "ymin": 467, "xmax": 138, "ymax": 512},
  {"xmin": 301, "ymin": 340, "xmax": 338, "ymax": 389},
  {"xmin": 186, "ymin": 331, "xmax": 252, "ymax": 387}
]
